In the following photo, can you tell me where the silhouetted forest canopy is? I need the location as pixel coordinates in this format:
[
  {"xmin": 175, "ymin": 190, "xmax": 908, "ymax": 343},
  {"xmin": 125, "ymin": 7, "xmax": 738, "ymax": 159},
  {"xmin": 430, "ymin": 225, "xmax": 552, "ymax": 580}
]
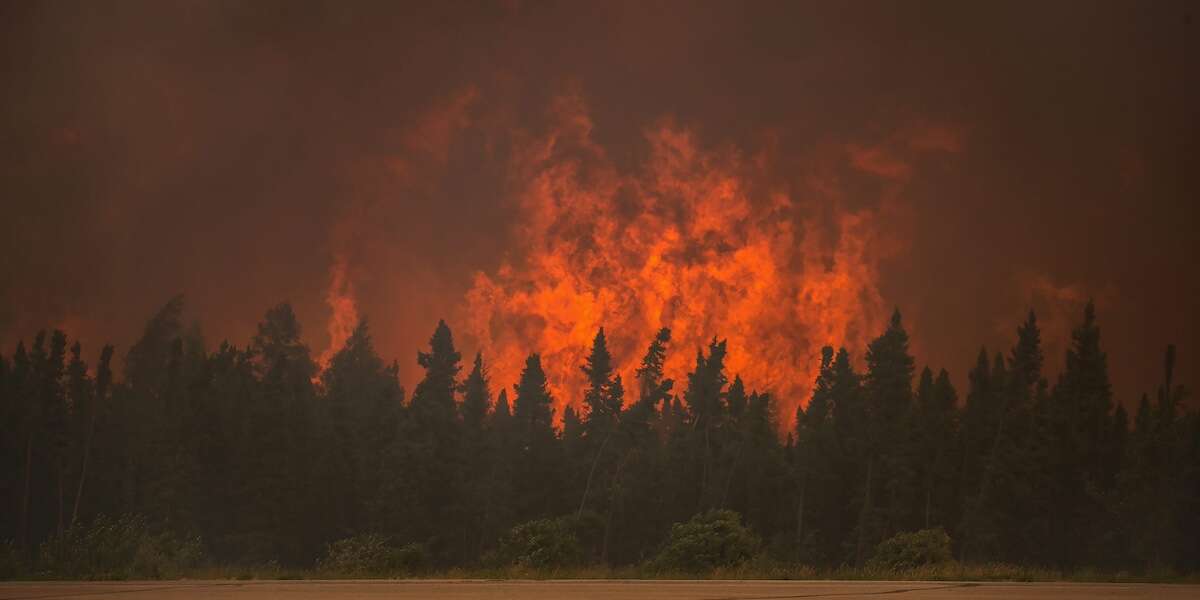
[{"xmin": 1, "ymin": 297, "xmax": 1197, "ymax": 577}]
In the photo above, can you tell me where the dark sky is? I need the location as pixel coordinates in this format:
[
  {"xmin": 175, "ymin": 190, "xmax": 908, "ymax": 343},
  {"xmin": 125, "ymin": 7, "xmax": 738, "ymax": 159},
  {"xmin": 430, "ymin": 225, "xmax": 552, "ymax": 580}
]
[{"xmin": 2, "ymin": 0, "xmax": 1197, "ymax": 410}]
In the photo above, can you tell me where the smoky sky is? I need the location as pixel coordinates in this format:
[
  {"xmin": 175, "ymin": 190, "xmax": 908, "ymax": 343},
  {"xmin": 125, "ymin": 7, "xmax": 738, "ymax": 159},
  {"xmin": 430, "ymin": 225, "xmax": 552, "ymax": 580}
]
[{"xmin": 2, "ymin": 1, "xmax": 1197, "ymax": 407}]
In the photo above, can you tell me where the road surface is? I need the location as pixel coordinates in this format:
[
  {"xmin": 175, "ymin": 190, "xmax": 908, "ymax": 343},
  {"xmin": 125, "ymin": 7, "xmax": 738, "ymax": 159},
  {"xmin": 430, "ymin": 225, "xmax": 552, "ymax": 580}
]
[{"xmin": 1, "ymin": 579, "xmax": 1196, "ymax": 599}]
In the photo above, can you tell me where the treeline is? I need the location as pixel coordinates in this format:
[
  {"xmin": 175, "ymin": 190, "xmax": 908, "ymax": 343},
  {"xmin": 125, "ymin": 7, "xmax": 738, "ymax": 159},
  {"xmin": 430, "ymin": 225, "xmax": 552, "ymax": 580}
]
[{"xmin": 1, "ymin": 296, "xmax": 1197, "ymax": 573}]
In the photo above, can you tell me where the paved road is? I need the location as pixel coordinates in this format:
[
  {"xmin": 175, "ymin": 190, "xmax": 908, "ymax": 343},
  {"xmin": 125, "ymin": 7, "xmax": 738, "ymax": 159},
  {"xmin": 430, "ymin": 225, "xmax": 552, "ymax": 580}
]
[{"xmin": 1, "ymin": 580, "xmax": 1197, "ymax": 600}]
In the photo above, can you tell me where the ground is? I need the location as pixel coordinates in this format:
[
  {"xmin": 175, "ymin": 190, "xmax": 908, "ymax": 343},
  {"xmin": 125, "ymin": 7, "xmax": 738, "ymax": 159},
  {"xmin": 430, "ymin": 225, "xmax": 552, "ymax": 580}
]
[{"xmin": 3, "ymin": 580, "xmax": 1199, "ymax": 600}]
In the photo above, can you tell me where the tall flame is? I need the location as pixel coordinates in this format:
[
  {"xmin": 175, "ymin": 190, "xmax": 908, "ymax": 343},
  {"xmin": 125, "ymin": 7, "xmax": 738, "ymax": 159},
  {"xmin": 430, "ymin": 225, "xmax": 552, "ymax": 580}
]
[
  {"xmin": 317, "ymin": 254, "xmax": 359, "ymax": 370},
  {"xmin": 464, "ymin": 94, "xmax": 907, "ymax": 430}
]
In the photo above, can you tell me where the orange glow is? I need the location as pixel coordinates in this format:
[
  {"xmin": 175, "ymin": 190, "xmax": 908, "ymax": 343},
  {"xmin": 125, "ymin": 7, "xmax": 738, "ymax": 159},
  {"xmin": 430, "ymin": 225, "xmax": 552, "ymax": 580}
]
[
  {"xmin": 317, "ymin": 254, "xmax": 359, "ymax": 370},
  {"xmin": 463, "ymin": 94, "xmax": 906, "ymax": 431}
]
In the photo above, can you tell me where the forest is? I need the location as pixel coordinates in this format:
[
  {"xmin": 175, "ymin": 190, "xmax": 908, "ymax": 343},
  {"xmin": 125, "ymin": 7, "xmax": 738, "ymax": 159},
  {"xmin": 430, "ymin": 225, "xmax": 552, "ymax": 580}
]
[{"xmin": 1, "ymin": 296, "xmax": 1197, "ymax": 577}]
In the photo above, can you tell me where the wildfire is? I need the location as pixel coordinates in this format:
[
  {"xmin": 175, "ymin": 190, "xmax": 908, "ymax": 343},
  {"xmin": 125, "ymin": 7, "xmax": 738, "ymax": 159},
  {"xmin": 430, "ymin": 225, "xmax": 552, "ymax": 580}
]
[
  {"xmin": 316, "ymin": 254, "xmax": 359, "ymax": 371},
  {"xmin": 464, "ymin": 93, "xmax": 908, "ymax": 430},
  {"xmin": 315, "ymin": 90, "xmax": 958, "ymax": 431}
]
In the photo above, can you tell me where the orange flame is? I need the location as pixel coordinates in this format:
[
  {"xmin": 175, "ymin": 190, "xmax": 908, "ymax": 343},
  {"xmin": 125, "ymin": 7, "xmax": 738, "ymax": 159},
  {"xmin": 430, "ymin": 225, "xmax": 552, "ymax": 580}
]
[
  {"xmin": 464, "ymin": 94, "xmax": 910, "ymax": 431},
  {"xmin": 317, "ymin": 254, "xmax": 359, "ymax": 370}
]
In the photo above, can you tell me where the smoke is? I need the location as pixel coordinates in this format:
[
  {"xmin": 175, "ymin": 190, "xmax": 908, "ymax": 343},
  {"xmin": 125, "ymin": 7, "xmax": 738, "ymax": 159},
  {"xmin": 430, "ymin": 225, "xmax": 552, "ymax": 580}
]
[{"xmin": 3, "ymin": 1, "xmax": 1196, "ymax": 415}]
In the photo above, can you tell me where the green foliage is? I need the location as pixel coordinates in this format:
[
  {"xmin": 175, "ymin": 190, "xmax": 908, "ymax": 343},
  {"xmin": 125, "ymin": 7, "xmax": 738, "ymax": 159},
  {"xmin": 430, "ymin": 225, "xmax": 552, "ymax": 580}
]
[
  {"xmin": 35, "ymin": 515, "xmax": 204, "ymax": 580},
  {"xmin": 3, "ymin": 303, "xmax": 1199, "ymax": 577},
  {"xmin": 651, "ymin": 510, "xmax": 760, "ymax": 573},
  {"xmin": 0, "ymin": 540, "xmax": 27, "ymax": 579},
  {"xmin": 867, "ymin": 528, "xmax": 953, "ymax": 570},
  {"xmin": 317, "ymin": 533, "xmax": 427, "ymax": 576},
  {"xmin": 490, "ymin": 516, "xmax": 582, "ymax": 569}
]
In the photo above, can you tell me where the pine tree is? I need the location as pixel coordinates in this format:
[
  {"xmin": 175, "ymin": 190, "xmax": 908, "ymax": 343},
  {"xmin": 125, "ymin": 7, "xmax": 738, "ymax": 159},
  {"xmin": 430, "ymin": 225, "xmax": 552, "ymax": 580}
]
[
  {"xmin": 405, "ymin": 320, "xmax": 464, "ymax": 562},
  {"xmin": 457, "ymin": 351, "xmax": 493, "ymax": 557},
  {"xmin": 794, "ymin": 347, "xmax": 835, "ymax": 560},
  {"xmin": 577, "ymin": 329, "xmax": 620, "ymax": 521},
  {"xmin": 635, "ymin": 328, "xmax": 673, "ymax": 415},
  {"xmin": 318, "ymin": 320, "xmax": 402, "ymax": 540},
  {"xmin": 856, "ymin": 309, "xmax": 916, "ymax": 564},
  {"xmin": 962, "ymin": 311, "xmax": 1047, "ymax": 562},
  {"xmin": 611, "ymin": 329, "xmax": 674, "ymax": 564},
  {"xmin": 461, "ymin": 353, "xmax": 491, "ymax": 435},
  {"xmin": 245, "ymin": 302, "xmax": 320, "ymax": 563},
  {"xmin": 1118, "ymin": 345, "xmax": 1190, "ymax": 570},
  {"xmin": 511, "ymin": 353, "xmax": 563, "ymax": 520},
  {"xmin": 684, "ymin": 338, "xmax": 729, "ymax": 510},
  {"xmin": 1048, "ymin": 301, "xmax": 1115, "ymax": 567},
  {"xmin": 582, "ymin": 328, "xmax": 618, "ymax": 430},
  {"xmin": 482, "ymin": 388, "xmax": 517, "ymax": 549}
]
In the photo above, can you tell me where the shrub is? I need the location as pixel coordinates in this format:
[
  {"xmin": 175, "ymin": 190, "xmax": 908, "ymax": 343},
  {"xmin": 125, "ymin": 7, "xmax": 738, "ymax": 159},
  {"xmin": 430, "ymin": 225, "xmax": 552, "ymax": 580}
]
[
  {"xmin": 0, "ymin": 540, "xmax": 27, "ymax": 580},
  {"xmin": 36, "ymin": 514, "xmax": 204, "ymax": 579},
  {"xmin": 490, "ymin": 517, "xmax": 581, "ymax": 569},
  {"xmin": 867, "ymin": 528, "xmax": 953, "ymax": 570},
  {"xmin": 650, "ymin": 509, "xmax": 760, "ymax": 573},
  {"xmin": 317, "ymin": 533, "xmax": 427, "ymax": 576}
]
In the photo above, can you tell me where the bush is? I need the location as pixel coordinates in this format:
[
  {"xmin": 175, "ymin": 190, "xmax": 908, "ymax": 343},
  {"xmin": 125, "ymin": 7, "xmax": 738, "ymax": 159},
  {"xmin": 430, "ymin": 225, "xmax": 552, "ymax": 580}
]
[
  {"xmin": 36, "ymin": 514, "xmax": 204, "ymax": 579},
  {"xmin": 317, "ymin": 533, "xmax": 427, "ymax": 576},
  {"xmin": 0, "ymin": 540, "xmax": 27, "ymax": 580},
  {"xmin": 650, "ymin": 509, "xmax": 760, "ymax": 573},
  {"xmin": 867, "ymin": 528, "xmax": 953, "ymax": 570},
  {"xmin": 490, "ymin": 517, "xmax": 582, "ymax": 569}
]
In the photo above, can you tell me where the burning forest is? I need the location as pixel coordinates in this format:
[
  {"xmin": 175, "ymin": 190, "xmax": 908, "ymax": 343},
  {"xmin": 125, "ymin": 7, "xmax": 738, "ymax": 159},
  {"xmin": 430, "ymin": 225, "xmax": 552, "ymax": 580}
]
[{"xmin": 2, "ymin": 0, "xmax": 1198, "ymax": 585}]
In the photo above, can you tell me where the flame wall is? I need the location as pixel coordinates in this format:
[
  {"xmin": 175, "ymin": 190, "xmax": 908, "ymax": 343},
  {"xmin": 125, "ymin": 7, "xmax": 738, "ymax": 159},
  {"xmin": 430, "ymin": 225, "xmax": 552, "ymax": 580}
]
[{"xmin": 459, "ymin": 93, "xmax": 911, "ymax": 428}]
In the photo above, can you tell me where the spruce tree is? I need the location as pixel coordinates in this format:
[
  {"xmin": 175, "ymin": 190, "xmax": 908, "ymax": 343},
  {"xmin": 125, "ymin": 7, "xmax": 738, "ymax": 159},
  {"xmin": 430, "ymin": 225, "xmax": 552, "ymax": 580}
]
[
  {"xmin": 684, "ymin": 338, "xmax": 729, "ymax": 510},
  {"xmin": 511, "ymin": 353, "xmax": 563, "ymax": 520},
  {"xmin": 856, "ymin": 310, "xmax": 916, "ymax": 564},
  {"xmin": 1048, "ymin": 301, "xmax": 1115, "ymax": 567},
  {"xmin": 405, "ymin": 320, "xmax": 464, "ymax": 562}
]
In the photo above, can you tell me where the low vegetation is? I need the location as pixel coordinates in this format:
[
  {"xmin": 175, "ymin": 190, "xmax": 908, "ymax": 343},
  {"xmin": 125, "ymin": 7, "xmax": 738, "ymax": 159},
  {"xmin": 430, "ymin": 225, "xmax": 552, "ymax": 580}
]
[
  {"xmin": 866, "ymin": 528, "xmax": 953, "ymax": 570},
  {"xmin": 4, "ymin": 513, "xmax": 1196, "ymax": 583},
  {"xmin": 648, "ymin": 510, "xmax": 760, "ymax": 573},
  {"xmin": 11, "ymin": 515, "xmax": 203, "ymax": 580},
  {"xmin": 316, "ymin": 533, "xmax": 427, "ymax": 577}
]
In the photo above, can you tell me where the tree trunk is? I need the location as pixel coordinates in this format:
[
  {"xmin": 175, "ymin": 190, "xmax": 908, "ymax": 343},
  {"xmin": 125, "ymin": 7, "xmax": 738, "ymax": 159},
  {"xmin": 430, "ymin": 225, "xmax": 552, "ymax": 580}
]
[
  {"xmin": 719, "ymin": 441, "xmax": 744, "ymax": 509},
  {"xmin": 601, "ymin": 500, "xmax": 615, "ymax": 565},
  {"xmin": 600, "ymin": 451, "xmax": 631, "ymax": 565},
  {"xmin": 577, "ymin": 431, "xmax": 611, "ymax": 519},
  {"xmin": 71, "ymin": 405, "xmax": 98, "ymax": 527}
]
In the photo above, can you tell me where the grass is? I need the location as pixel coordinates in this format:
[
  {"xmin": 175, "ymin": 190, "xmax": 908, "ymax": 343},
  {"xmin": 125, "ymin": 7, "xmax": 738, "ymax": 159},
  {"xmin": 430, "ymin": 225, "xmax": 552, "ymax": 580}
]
[
  {"xmin": 6, "ymin": 551, "xmax": 1198, "ymax": 583},
  {"xmin": 107, "ymin": 561, "xmax": 1196, "ymax": 584}
]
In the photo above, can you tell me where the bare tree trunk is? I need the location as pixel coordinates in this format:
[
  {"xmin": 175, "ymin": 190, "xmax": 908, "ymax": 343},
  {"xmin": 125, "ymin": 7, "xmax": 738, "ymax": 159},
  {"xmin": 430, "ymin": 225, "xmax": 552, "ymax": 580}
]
[
  {"xmin": 71, "ymin": 405, "xmax": 99, "ymax": 527},
  {"xmin": 719, "ymin": 441, "xmax": 744, "ymax": 509},
  {"xmin": 577, "ymin": 431, "xmax": 611, "ymax": 519},
  {"xmin": 600, "ymin": 452, "xmax": 632, "ymax": 565}
]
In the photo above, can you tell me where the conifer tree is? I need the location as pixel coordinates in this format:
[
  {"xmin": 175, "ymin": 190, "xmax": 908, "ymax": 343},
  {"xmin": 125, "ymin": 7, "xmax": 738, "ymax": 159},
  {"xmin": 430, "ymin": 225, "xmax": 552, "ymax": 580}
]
[
  {"xmin": 318, "ymin": 320, "xmax": 401, "ymax": 539},
  {"xmin": 685, "ymin": 338, "xmax": 729, "ymax": 510},
  {"xmin": 405, "ymin": 320, "xmax": 464, "ymax": 561},
  {"xmin": 856, "ymin": 310, "xmax": 915, "ymax": 564},
  {"xmin": 1047, "ymin": 301, "xmax": 1115, "ymax": 567},
  {"xmin": 512, "ymin": 353, "xmax": 563, "ymax": 520},
  {"xmin": 245, "ymin": 303, "xmax": 320, "ymax": 562}
]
